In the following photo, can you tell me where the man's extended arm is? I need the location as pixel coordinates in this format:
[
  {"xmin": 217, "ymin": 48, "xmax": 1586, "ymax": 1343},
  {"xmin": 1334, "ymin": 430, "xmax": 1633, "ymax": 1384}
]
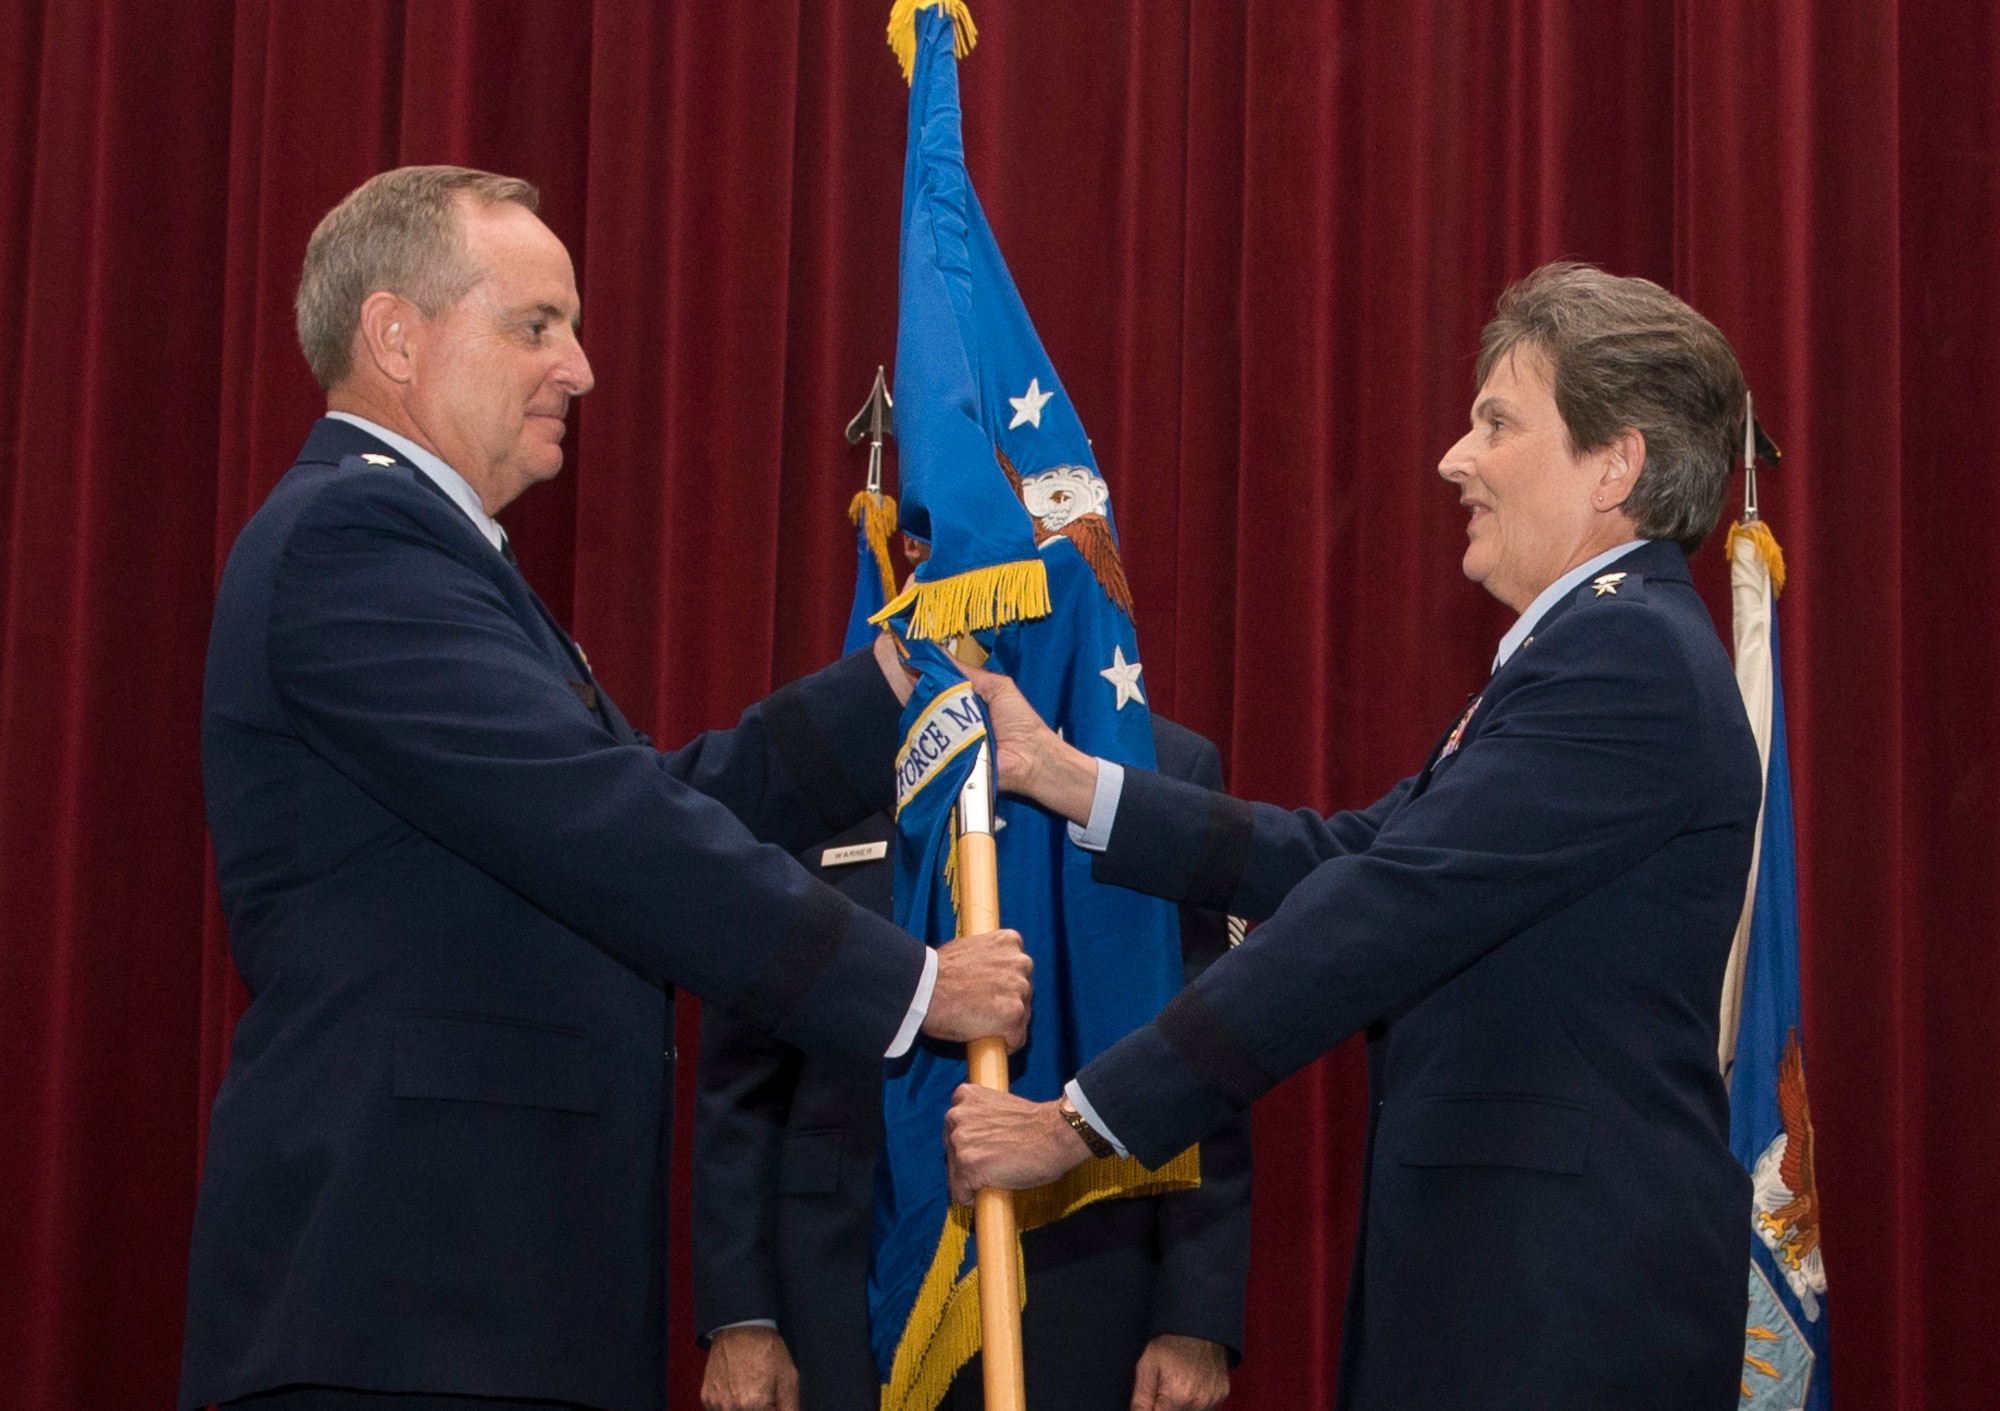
[{"xmin": 269, "ymin": 472, "xmax": 1025, "ymax": 1058}]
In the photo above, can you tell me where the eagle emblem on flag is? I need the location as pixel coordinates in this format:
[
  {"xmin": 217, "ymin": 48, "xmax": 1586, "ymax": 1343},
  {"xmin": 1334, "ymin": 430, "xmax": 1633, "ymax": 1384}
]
[
  {"xmin": 1751, "ymin": 1026, "xmax": 1826, "ymax": 1320},
  {"xmin": 998, "ymin": 448, "xmax": 1134, "ymax": 618}
]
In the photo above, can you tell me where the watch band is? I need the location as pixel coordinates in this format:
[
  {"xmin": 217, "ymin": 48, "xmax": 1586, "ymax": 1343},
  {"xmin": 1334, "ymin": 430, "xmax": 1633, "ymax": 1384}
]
[{"xmin": 1057, "ymin": 1095, "xmax": 1115, "ymax": 1160}]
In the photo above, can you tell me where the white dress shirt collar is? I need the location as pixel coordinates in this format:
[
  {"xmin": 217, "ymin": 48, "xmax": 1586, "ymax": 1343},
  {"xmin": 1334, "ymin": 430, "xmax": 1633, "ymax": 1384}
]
[
  {"xmin": 326, "ymin": 412, "xmax": 507, "ymax": 553},
  {"xmin": 1490, "ymin": 539, "xmax": 1648, "ymax": 674}
]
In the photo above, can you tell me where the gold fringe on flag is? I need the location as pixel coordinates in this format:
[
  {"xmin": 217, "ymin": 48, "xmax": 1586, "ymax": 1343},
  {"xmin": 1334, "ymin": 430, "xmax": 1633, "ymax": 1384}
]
[
  {"xmin": 850, "ymin": 490, "xmax": 901, "ymax": 605},
  {"xmin": 943, "ymin": 818, "xmax": 963, "ymax": 935},
  {"xmin": 870, "ymin": 559, "xmax": 1051, "ymax": 642},
  {"xmin": 879, "ymin": 1205, "xmax": 1004, "ymax": 1411},
  {"xmin": 1727, "ymin": 519, "xmax": 1787, "ymax": 597},
  {"xmin": 879, "ymin": 1146, "xmax": 1201, "ymax": 1411},
  {"xmin": 1012, "ymin": 1145, "xmax": 1201, "ymax": 1231},
  {"xmin": 888, "ymin": 0, "xmax": 978, "ymax": 85}
]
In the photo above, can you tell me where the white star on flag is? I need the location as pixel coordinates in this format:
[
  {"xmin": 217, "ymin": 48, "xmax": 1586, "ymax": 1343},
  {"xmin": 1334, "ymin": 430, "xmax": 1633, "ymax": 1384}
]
[
  {"xmin": 1008, "ymin": 377, "xmax": 1054, "ymax": 429},
  {"xmin": 1099, "ymin": 645, "xmax": 1146, "ymax": 710}
]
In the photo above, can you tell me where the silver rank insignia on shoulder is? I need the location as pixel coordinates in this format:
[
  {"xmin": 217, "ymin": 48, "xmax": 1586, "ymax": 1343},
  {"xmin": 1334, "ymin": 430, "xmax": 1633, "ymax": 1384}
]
[
  {"xmin": 1591, "ymin": 571, "xmax": 1628, "ymax": 597},
  {"xmin": 360, "ymin": 453, "xmax": 397, "ymax": 465}
]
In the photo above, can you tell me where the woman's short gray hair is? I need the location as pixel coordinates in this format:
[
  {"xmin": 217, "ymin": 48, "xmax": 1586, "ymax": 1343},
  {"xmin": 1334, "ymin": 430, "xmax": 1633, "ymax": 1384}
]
[
  {"xmin": 295, "ymin": 165, "xmax": 541, "ymax": 390},
  {"xmin": 1477, "ymin": 262, "xmax": 1746, "ymax": 554}
]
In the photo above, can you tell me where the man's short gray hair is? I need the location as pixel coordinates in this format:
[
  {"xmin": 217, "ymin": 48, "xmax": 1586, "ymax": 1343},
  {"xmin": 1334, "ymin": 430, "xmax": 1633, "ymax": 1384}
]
[
  {"xmin": 1476, "ymin": 262, "xmax": 1746, "ymax": 554},
  {"xmin": 295, "ymin": 165, "xmax": 541, "ymax": 390}
]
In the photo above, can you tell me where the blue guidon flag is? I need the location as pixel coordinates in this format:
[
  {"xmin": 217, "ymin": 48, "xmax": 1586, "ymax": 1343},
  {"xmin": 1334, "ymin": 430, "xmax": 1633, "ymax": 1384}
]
[
  {"xmin": 1724, "ymin": 518, "xmax": 1831, "ymax": 1410},
  {"xmin": 867, "ymin": 6, "xmax": 1197, "ymax": 1409}
]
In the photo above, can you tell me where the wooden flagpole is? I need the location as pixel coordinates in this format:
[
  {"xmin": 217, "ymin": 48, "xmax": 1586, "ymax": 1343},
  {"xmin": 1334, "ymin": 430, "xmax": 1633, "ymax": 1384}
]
[{"xmin": 953, "ymin": 736, "xmax": 1028, "ymax": 1411}]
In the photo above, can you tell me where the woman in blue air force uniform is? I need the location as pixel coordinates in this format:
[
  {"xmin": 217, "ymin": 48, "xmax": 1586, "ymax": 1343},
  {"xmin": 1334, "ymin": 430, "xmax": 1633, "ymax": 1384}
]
[{"xmin": 944, "ymin": 263, "xmax": 1763, "ymax": 1411}]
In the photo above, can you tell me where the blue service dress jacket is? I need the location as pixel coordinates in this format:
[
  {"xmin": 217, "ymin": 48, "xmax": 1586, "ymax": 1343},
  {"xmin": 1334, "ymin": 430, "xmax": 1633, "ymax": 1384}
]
[
  {"xmin": 1075, "ymin": 539, "xmax": 1762, "ymax": 1411},
  {"xmin": 182, "ymin": 419, "xmax": 926, "ymax": 1411},
  {"xmin": 690, "ymin": 718, "xmax": 1253, "ymax": 1411}
]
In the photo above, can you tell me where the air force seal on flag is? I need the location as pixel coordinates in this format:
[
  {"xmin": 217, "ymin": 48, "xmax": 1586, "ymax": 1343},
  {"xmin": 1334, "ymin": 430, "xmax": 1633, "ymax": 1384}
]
[
  {"xmin": 1741, "ymin": 1263, "xmax": 1817, "ymax": 1408},
  {"xmin": 1751, "ymin": 1028, "xmax": 1826, "ymax": 1321},
  {"xmin": 1017, "ymin": 464, "xmax": 1109, "ymax": 529},
  {"xmin": 999, "ymin": 453, "xmax": 1134, "ymax": 618}
]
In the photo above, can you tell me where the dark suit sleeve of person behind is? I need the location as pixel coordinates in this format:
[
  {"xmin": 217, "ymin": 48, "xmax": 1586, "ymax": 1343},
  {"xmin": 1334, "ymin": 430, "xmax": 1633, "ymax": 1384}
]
[
  {"xmin": 1139, "ymin": 722, "xmax": 1252, "ymax": 1362},
  {"xmin": 260, "ymin": 466, "xmax": 923, "ymax": 1055},
  {"xmin": 690, "ymin": 813, "xmax": 896, "ymax": 1411}
]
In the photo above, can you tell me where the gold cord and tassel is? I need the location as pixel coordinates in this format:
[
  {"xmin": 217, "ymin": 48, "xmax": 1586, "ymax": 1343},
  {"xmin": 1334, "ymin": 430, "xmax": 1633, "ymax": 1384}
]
[
  {"xmin": 1727, "ymin": 518, "xmax": 1788, "ymax": 597},
  {"xmin": 888, "ymin": 0, "xmax": 979, "ymax": 84},
  {"xmin": 850, "ymin": 490, "xmax": 901, "ymax": 604}
]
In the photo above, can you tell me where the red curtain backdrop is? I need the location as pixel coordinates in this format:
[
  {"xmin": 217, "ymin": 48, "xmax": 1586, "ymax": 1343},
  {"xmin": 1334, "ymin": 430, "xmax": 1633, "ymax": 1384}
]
[{"xmin": 3, "ymin": 1, "xmax": 1994, "ymax": 1407}]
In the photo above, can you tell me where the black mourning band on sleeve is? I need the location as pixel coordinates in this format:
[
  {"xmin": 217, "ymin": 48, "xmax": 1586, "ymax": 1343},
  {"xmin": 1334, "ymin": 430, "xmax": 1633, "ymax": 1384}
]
[
  {"xmin": 763, "ymin": 680, "xmax": 869, "ymax": 832},
  {"xmin": 1183, "ymin": 792, "xmax": 1253, "ymax": 910},
  {"xmin": 1155, "ymin": 987, "xmax": 1275, "ymax": 1110},
  {"xmin": 728, "ymin": 884, "xmax": 853, "ymax": 1036}
]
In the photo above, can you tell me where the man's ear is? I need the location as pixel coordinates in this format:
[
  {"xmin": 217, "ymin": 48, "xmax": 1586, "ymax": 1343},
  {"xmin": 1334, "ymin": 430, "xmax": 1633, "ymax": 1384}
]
[
  {"xmin": 1593, "ymin": 428, "xmax": 1647, "ymax": 512},
  {"xmin": 355, "ymin": 291, "xmax": 418, "ymax": 384}
]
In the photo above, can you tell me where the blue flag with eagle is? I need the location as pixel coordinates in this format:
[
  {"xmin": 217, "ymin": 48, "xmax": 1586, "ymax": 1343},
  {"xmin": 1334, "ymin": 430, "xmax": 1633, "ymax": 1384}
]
[
  {"xmin": 1725, "ymin": 520, "xmax": 1830, "ymax": 1411},
  {"xmin": 866, "ymin": 7, "xmax": 1197, "ymax": 1409}
]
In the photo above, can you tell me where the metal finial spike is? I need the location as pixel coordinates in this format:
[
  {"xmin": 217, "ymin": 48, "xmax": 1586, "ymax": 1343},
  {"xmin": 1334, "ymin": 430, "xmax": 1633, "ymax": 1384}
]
[
  {"xmin": 846, "ymin": 366, "xmax": 894, "ymax": 496},
  {"xmin": 1742, "ymin": 389, "xmax": 1760, "ymax": 523}
]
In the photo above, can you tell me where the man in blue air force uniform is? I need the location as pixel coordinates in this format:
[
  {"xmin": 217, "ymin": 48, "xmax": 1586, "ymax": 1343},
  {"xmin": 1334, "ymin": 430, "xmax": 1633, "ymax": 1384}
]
[
  {"xmin": 183, "ymin": 166, "xmax": 1032, "ymax": 1411},
  {"xmin": 945, "ymin": 264, "xmax": 1764, "ymax": 1411},
  {"xmin": 692, "ymin": 714, "xmax": 1251, "ymax": 1411}
]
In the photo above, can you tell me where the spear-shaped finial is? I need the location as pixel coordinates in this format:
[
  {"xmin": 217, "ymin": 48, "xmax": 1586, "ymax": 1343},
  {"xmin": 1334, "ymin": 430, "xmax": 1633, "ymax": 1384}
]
[
  {"xmin": 845, "ymin": 365, "xmax": 894, "ymax": 496},
  {"xmin": 1729, "ymin": 390, "xmax": 1789, "ymax": 595},
  {"xmin": 1739, "ymin": 389, "xmax": 1784, "ymax": 525},
  {"xmin": 846, "ymin": 367, "xmax": 900, "ymax": 607},
  {"xmin": 1742, "ymin": 389, "xmax": 1760, "ymax": 522}
]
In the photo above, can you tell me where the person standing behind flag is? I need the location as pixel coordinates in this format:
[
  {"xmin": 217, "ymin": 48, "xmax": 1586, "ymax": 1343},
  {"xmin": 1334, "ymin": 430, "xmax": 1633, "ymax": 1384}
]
[
  {"xmin": 946, "ymin": 263, "xmax": 1765, "ymax": 1411},
  {"xmin": 690, "ymin": 707, "xmax": 1250, "ymax": 1411}
]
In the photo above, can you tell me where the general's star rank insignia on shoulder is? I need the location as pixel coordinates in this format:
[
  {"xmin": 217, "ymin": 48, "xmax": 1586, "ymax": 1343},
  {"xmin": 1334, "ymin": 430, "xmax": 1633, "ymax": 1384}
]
[
  {"xmin": 359, "ymin": 452, "xmax": 397, "ymax": 466},
  {"xmin": 1591, "ymin": 571, "xmax": 1628, "ymax": 597}
]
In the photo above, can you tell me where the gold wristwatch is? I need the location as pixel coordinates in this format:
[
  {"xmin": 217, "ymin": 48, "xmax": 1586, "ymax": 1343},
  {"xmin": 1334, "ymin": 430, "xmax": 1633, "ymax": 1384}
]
[{"xmin": 1057, "ymin": 1094, "xmax": 1115, "ymax": 1159}]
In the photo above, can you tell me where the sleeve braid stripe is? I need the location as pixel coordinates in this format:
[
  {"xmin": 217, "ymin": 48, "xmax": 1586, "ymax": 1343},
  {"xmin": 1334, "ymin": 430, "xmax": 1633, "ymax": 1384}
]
[
  {"xmin": 728, "ymin": 883, "xmax": 853, "ymax": 1036},
  {"xmin": 1184, "ymin": 792, "xmax": 1253, "ymax": 910},
  {"xmin": 764, "ymin": 681, "xmax": 869, "ymax": 832},
  {"xmin": 1156, "ymin": 987, "xmax": 1275, "ymax": 1110}
]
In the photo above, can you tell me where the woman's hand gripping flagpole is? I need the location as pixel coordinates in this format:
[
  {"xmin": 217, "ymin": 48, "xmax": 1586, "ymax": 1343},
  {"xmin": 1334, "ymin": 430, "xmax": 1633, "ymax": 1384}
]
[
  {"xmin": 963, "ymin": 663, "xmax": 1099, "ymax": 824},
  {"xmin": 875, "ymin": 632, "xmax": 1035, "ymax": 1055},
  {"xmin": 943, "ymin": 665, "xmax": 1101, "ymax": 1208}
]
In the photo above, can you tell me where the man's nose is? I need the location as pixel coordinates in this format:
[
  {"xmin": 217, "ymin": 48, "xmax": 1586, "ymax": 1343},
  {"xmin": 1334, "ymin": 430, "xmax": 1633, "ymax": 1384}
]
[{"xmin": 560, "ymin": 334, "xmax": 595, "ymax": 397}]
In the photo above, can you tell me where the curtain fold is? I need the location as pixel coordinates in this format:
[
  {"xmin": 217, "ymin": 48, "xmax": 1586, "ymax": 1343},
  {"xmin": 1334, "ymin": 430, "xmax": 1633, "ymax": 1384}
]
[{"xmin": 2, "ymin": 1, "xmax": 1992, "ymax": 1407}]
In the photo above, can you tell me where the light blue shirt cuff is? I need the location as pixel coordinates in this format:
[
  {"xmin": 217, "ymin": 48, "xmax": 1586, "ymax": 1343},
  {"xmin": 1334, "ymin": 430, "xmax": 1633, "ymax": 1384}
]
[
  {"xmin": 885, "ymin": 946, "xmax": 939, "ymax": 1058},
  {"xmin": 1064, "ymin": 758, "xmax": 1125, "ymax": 853},
  {"xmin": 707, "ymin": 1318, "xmax": 779, "ymax": 1338},
  {"xmin": 1063, "ymin": 1077, "xmax": 1129, "ymax": 1159}
]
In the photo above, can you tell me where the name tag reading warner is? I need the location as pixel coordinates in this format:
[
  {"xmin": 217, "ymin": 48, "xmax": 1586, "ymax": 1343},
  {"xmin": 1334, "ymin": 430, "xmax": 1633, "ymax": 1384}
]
[
  {"xmin": 822, "ymin": 840, "xmax": 889, "ymax": 867},
  {"xmin": 894, "ymin": 681, "xmax": 986, "ymax": 817}
]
